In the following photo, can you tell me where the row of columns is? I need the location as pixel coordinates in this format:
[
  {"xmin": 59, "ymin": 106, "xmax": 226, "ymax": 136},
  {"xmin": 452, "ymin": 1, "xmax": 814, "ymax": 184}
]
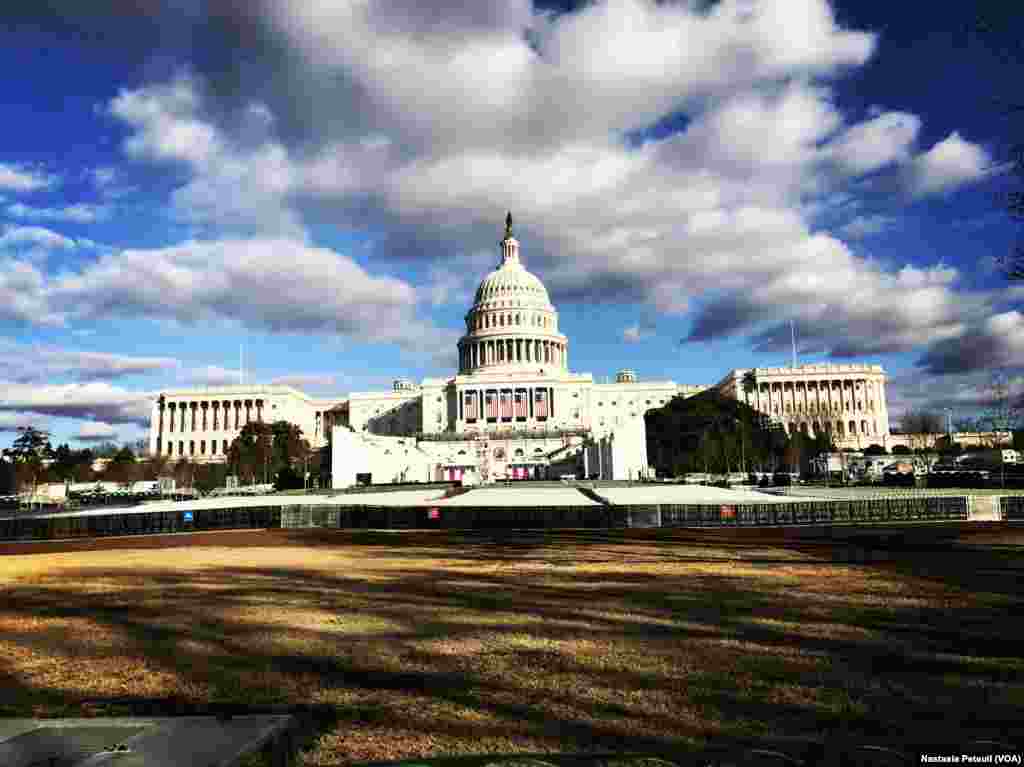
[
  {"xmin": 747, "ymin": 378, "xmax": 885, "ymax": 420},
  {"xmin": 160, "ymin": 399, "xmax": 264, "ymax": 435},
  {"xmin": 163, "ymin": 438, "xmax": 231, "ymax": 458},
  {"xmin": 460, "ymin": 338, "xmax": 566, "ymax": 372},
  {"xmin": 785, "ymin": 418, "xmax": 882, "ymax": 439}
]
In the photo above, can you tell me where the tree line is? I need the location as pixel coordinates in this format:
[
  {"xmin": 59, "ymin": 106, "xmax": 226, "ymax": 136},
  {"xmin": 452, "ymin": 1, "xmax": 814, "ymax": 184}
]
[{"xmin": 1, "ymin": 420, "xmax": 323, "ymax": 495}]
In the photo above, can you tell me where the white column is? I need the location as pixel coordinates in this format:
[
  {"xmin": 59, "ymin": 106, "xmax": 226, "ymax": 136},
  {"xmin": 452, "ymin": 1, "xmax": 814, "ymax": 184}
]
[{"xmin": 149, "ymin": 401, "xmax": 160, "ymax": 456}]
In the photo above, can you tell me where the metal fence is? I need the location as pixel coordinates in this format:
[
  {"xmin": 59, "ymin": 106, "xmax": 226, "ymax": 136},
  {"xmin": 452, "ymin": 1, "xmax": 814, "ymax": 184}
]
[
  {"xmin": 657, "ymin": 496, "xmax": 970, "ymax": 528},
  {"xmin": 1001, "ymin": 495, "xmax": 1024, "ymax": 521},
  {"xmin": 281, "ymin": 505, "xmax": 610, "ymax": 530},
  {"xmin": 0, "ymin": 506, "xmax": 282, "ymax": 541},
  {"xmin": 0, "ymin": 493, "xmax": 994, "ymax": 542}
]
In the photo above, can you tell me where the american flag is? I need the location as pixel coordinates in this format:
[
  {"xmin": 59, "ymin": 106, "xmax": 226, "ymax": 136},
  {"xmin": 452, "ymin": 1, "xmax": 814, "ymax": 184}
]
[
  {"xmin": 535, "ymin": 389, "xmax": 547, "ymax": 418},
  {"xmin": 486, "ymin": 392, "xmax": 497, "ymax": 419},
  {"xmin": 465, "ymin": 392, "xmax": 477, "ymax": 420},
  {"xmin": 500, "ymin": 391, "xmax": 513, "ymax": 419},
  {"xmin": 514, "ymin": 390, "xmax": 527, "ymax": 418}
]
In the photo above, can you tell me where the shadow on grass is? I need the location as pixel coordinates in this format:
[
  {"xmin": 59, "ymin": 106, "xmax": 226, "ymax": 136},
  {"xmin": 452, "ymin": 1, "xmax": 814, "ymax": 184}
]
[{"xmin": 0, "ymin": 527, "xmax": 1021, "ymax": 763}]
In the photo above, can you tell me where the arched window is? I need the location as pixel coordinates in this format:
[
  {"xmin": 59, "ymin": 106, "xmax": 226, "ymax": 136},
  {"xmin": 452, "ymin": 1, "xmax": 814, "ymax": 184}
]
[
  {"xmin": 848, "ymin": 420, "xmax": 856, "ymax": 435},
  {"xmin": 861, "ymin": 420, "xmax": 868, "ymax": 435}
]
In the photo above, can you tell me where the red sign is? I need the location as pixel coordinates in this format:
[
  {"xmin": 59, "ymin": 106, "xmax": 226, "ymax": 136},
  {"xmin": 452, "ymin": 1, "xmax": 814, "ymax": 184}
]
[
  {"xmin": 428, "ymin": 508, "xmax": 440, "ymax": 520},
  {"xmin": 720, "ymin": 505, "xmax": 735, "ymax": 519}
]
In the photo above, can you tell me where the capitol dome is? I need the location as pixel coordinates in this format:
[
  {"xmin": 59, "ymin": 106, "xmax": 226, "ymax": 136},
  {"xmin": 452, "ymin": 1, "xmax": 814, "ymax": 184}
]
[
  {"xmin": 473, "ymin": 257, "xmax": 552, "ymax": 309},
  {"xmin": 458, "ymin": 213, "xmax": 568, "ymax": 376}
]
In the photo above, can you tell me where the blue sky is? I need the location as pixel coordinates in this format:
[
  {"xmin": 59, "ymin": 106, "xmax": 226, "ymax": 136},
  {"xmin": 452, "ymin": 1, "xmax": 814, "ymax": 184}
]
[{"xmin": 0, "ymin": 0, "xmax": 1021, "ymax": 449}]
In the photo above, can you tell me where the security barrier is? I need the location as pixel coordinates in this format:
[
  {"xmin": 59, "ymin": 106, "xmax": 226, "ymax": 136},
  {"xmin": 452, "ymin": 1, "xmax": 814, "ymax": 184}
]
[
  {"xmin": 1001, "ymin": 496, "xmax": 1024, "ymax": 520},
  {"xmin": 0, "ymin": 506, "xmax": 282, "ymax": 541},
  {"xmin": 0, "ymin": 493, "xmax": 998, "ymax": 542}
]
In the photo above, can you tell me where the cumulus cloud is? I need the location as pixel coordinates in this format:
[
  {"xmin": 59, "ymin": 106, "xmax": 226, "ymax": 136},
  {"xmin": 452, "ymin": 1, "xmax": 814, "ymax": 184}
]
[
  {"xmin": 826, "ymin": 111, "xmax": 920, "ymax": 177},
  {"xmin": 0, "ymin": 382, "xmax": 153, "ymax": 426},
  {"xmin": 0, "ymin": 259, "xmax": 60, "ymax": 325},
  {"xmin": 46, "ymin": 0, "xmax": 1007, "ymax": 385},
  {"xmin": 90, "ymin": 167, "xmax": 117, "ymax": 187},
  {"xmin": 0, "ymin": 225, "xmax": 77, "ymax": 250},
  {"xmin": 0, "ymin": 412, "xmax": 50, "ymax": 433},
  {"xmin": 622, "ymin": 324, "xmax": 644, "ymax": 343},
  {"xmin": 0, "ymin": 341, "xmax": 178, "ymax": 384},
  {"xmin": 903, "ymin": 132, "xmax": 995, "ymax": 198},
  {"xmin": 270, "ymin": 374, "xmax": 337, "ymax": 388},
  {"xmin": 622, "ymin": 321, "xmax": 656, "ymax": 343},
  {"xmin": 886, "ymin": 368, "xmax": 1024, "ymax": 424},
  {"xmin": 48, "ymin": 237, "xmax": 437, "ymax": 346},
  {"xmin": 186, "ymin": 365, "xmax": 241, "ymax": 386},
  {"xmin": 75, "ymin": 421, "xmax": 117, "ymax": 443},
  {"xmin": 108, "ymin": 76, "xmax": 301, "ymax": 236},
  {"xmin": 0, "ymin": 163, "xmax": 55, "ymax": 191},
  {"xmin": 7, "ymin": 202, "xmax": 112, "ymax": 223},
  {"xmin": 837, "ymin": 214, "xmax": 896, "ymax": 238},
  {"xmin": 917, "ymin": 311, "xmax": 1024, "ymax": 375}
]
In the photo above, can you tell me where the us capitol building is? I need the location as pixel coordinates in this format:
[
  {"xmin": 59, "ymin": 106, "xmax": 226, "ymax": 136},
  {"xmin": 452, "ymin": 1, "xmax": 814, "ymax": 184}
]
[{"xmin": 149, "ymin": 215, "xmax": 892, "ymax": 485}]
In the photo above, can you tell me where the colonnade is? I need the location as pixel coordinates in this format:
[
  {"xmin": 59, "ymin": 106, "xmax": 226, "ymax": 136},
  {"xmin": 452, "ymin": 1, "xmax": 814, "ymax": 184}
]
[
  {"xmin": 155, "ymin": 398, "xmax": 265, "ymax": 458},
  {"xmin": 745, "ymin": 377, "xmax": 888, "ymax": 440},
  {"xmin": 459, "ymin": 338, "xmax": 566, "ymax": 373}
]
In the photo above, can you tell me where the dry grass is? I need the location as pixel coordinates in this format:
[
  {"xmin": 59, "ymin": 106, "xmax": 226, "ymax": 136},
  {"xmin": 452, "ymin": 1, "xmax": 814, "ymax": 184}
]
[{"xmin": 0, "ymin": 527, "xmax": 1021, "ymax": 765}]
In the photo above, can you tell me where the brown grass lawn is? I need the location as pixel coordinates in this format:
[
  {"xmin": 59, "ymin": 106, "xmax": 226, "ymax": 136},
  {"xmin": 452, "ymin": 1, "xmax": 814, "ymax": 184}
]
[{"xmin": 0, "ymin": 526, "xmax": 1022, "ymax": 765}]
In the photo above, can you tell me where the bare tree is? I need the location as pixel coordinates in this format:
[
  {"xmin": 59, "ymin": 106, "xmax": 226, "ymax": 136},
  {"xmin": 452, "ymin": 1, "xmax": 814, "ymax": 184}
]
[
  {"xmin": 901, "ymin": 410, "xmax": 944, "ymax": 472},
  {"xmin": 977, "ymin": 372, "xmax": 1022, "ymax": 486}
]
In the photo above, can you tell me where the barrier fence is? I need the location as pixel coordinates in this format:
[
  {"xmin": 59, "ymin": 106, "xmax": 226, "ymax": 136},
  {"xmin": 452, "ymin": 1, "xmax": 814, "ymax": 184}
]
[
  {"xmin": 3, "ymin": 493, "xmax": 1015, "ymax": 541},
  {"xmin": 1001, "ymin": 495, "xmax": 1024, "ymax": 521},
  {"xmin": 0, "ymin": 506, "xmax": 282, "ymax": 542}
]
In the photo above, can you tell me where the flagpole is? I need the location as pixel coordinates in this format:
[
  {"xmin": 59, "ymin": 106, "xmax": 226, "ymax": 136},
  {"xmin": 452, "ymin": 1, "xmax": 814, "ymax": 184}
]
[{"xmin": 791, "ymin": 319, "xmax": 797, "ymax": 369}]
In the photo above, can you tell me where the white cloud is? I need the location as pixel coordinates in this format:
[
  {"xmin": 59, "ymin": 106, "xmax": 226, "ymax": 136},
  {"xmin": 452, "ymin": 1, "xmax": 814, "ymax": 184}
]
[
  {"xmin": 918, "ymin": 310, "xmax": 1024, "ymax": 375},
  {"xmin": 45, "ymin": 237, "xmax": 448, "ymax": 352},
  {"xmin": 90, "ymin": 167, "xmax": 117, "ymax": 187},
  {"xmin": 0, "ymin": 258, "xmax": 60, "ymax": 325},
  {"xmin": 109, "ymin": 75, "xmax": 301, "ymax": 236},
  {"xmin": 0, "ymin": 382, "xmax": 153, "ymax": 426},
  {"xmin": 826, "ymin": 111, "xmax": 920, "ymax": 177},
  {"xmin": 904, "ymin": 132, "xmax": 994, "ymax": 198},
  {"xmin": 0, "ymin": 225, "xmax": 77, "ymax": 250},
  {"xmin": 7, "ymin": 202, "xmax": 112, "ymax": 223},
  {"xmin": 0, "ymin": 163, "xmax": 56, "ymax": 191},
  {"xmin": 186, "ymin": 365, "xmax": 241, "ymax": 386},
  {"xmin": 0, "ymin": 341, "xmax": 178, "ymax": 384},
  {"xmin": 0, "ymin": 412, "xmax": 50, "ymax": 433},
  {"xmin": 88, "ymin": 2, "xmax": 1010, "ymax": 384},
  {"xmin": 75, "ymin": 421, "xmax": 117, "ymax": 442},
  {"xmin": 837, "ymin": 214, "xmax": 895, "ymax": 239},
  {"xmin": 270, "ymin": 374, "xmax": 337, "ymax": 388},
  {"xmin": 621, "ymin": 323, "xmax": 650, "ymax": 343}
]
